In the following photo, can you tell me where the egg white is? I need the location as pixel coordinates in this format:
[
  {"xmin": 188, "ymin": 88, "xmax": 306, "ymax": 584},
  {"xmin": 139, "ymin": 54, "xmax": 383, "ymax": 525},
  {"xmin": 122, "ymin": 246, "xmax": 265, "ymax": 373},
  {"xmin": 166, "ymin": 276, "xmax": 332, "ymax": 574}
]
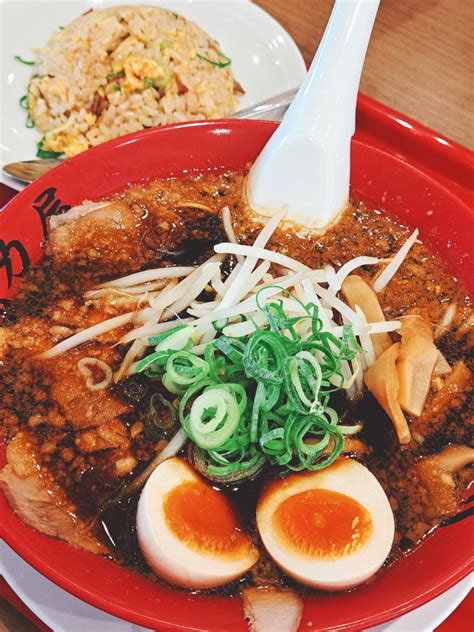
[
  {"xmin": 256, "ymin": 458, "xmax": 394, "ymax": 591},
  {"xmin": 136, "ymin": 456, "xmax": 258, "ymax": 589}
]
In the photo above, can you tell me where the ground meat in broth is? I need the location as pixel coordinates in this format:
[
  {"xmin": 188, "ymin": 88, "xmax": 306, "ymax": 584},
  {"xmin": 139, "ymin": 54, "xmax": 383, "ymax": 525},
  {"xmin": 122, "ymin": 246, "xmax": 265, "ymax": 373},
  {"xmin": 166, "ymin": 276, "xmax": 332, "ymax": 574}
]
[{"xmin": 1, "ymin": 169, "xmax": 472, "ymax": 595}]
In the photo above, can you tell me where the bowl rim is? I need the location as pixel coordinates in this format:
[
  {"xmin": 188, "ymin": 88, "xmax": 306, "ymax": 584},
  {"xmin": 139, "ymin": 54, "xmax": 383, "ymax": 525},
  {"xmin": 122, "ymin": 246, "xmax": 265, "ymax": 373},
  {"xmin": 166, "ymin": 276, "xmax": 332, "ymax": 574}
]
[{"xmin": 0, "ymin": 118, "xmax": 473, "ymax": 631}]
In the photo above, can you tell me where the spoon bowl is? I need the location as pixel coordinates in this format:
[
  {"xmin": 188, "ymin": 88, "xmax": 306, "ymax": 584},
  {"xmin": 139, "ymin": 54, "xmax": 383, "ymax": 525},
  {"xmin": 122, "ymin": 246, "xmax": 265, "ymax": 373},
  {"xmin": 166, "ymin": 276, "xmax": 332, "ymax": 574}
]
[{"xmin": 247, "ymin": 0, "xmax": 380, "ymax": 230}]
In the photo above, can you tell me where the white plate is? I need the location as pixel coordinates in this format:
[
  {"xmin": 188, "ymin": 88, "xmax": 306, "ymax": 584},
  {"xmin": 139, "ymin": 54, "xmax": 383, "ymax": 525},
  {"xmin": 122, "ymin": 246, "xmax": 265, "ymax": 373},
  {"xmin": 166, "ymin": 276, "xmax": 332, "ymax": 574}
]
[
  {"xmin": 0, "ymin": 0, "xmax": 305, "ymax": 190},
  {"xmin": 1, "ymin": 542, "xmax": 472, "ymax": 632}
]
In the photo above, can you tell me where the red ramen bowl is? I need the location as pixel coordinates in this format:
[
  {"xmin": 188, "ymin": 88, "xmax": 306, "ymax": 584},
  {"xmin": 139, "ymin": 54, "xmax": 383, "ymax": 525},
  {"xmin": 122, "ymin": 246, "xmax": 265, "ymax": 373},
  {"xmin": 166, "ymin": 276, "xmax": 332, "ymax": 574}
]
[{"xmin": 0, "ymin": 115, "xmax": 473, "ymax": 631}]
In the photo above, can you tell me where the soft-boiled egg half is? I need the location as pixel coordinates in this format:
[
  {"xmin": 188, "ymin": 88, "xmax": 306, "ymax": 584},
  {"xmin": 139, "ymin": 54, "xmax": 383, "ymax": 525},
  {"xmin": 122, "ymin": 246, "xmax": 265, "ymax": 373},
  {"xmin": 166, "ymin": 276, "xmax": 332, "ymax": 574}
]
[
  {"xmin": 136, "ymin": 457, "xmax": 258, "ymax": 588},
  {"xmin": 256, "ymin": 458, "xmax": 394, "ymax": 591}
]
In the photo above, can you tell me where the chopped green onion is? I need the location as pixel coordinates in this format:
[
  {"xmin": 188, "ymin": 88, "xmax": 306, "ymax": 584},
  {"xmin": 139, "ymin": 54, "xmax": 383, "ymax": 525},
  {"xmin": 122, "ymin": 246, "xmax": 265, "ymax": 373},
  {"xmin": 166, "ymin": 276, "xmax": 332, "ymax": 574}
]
[
  {"xmin": 191, "ymin": 444, "xmax": 265, "ymax": 484},
  {"xmin": 150, "ymin": 62, "xmax": 172, "ymax": 89},
  {"xmin": 144, "ymin": 392, "xmax": 177, "ymax": 439},
  {"xmin": 187, "ymin": 387, "xmax": 240, "ymax": 449},
  {"xmin": 107, "ymin": 70, "xmax": 125, "ymax": 79},
  {"xmin": 204, "ymin": 344, "xmax": 226, "ymax": 383},
  {"xmin": 214, "ymin": 336, "xmax": 245, "ymax": 365},
  {"xmin": 15, "ymin": 55, "xmax": 35, "ymax": 66},
  {"xmin": 19, "ymin": 95, "xmax": 28, "ymax": 110},
  {"xmin": 284, "ymin": 351, "xmax": 323, "ymax": 414},
  {"xmin": 138, "ymin": 291, "xmax": 361, "ymax": 480},
  {"xmin": 148, "ymin": 323, "xmax": 188, "ymax": 346},
  {"xmin": 135, "ymin": 350, "xmax": 170, "ymax": 374},
  {"xmin": 196, "ymin": 51, "xmax": 231, "ymax": 68},
  {"xmin": 36, "ymin": 137, "xmax": 62, "ymax": 159},
  {"xmin": 243, "ymin": 330, "xmax": 287, "ymax": 385},
  {"xmin": 120, "ymin": 377, "xmax": 149, "ymax": 404},
  {"xmin": 162, "ymin": 351, "xmax": 209, "ymax": 394},
  {"xmin": 212, "ymin": 317, "xmax": 228, "ymax": 331},
  {"xmin": 160, "ymin": 40, "xmax": 174, "ymax": 54},
  {"xmin": 250, "ymin": 381, "xmax": 266, "ymax": 443},
  {"xmin": 156, "ymin": 324, "xmax": 199, "ymax": 352}
]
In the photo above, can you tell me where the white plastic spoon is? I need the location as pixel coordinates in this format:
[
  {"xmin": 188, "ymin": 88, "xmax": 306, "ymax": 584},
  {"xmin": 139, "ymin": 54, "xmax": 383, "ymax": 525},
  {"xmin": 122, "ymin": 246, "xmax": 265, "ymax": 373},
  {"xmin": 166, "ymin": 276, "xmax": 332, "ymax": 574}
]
[{"xmin": 247, "ymin": 0, "xmax": 380, "ymax": 231}]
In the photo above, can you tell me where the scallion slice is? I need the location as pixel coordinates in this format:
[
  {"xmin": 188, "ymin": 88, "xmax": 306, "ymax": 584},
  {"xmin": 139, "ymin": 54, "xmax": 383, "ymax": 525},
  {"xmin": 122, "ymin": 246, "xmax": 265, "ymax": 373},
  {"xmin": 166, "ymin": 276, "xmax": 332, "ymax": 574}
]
[
  {"xmin": 15, "ymin": 55, "xmax": 35, "ymax": 65},
  {"xmin": 196, "ymin": 50, "xmax": 231, "ymax": 68},
  {"xmin": 137, "ymin": 291, "xmax": 362, "ymax": 480}
]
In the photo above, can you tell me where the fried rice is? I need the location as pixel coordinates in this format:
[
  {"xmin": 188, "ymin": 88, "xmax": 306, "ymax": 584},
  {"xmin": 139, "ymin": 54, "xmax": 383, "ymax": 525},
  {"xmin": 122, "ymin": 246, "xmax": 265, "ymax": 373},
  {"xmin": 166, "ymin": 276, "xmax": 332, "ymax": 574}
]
[{"xmin": 27, "ymin": 4, "xmax": 244, "ymax": 157}]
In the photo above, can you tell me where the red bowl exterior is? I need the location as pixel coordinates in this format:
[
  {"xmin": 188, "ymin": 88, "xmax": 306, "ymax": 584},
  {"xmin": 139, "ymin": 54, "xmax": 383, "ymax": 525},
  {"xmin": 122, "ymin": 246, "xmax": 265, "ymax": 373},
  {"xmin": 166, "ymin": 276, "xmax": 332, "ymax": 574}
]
[{"xmin": 0, "ymin": 119, "xmax": 472, "ymax": 631}]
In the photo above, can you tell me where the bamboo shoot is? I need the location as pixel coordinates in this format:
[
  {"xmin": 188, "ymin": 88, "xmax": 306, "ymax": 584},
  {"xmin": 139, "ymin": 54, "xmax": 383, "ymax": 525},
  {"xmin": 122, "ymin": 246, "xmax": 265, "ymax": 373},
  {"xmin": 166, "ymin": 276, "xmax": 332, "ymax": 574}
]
[
  {"xmin": 397, "ymin": 316, "xmax": 439, "ymax": 416},
  {"xmin": 342, "ymin": 275, "xmax": 392, "ymax": 359},
  {"xmin": 433, "ymin": 352, "xmax": 452, "ymax": 377},
  {"xmin": 364, "ymin": 343, "xmax": 411, "ymax": 444},
  {"xmin": 434, "ymin": 302, "xmax": 457, "ymax": 339}
]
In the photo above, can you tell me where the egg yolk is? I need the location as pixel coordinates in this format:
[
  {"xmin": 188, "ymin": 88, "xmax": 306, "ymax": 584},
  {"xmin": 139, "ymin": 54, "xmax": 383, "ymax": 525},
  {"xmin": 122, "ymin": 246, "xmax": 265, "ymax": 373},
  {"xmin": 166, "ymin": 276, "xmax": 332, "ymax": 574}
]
[
  {"xmin": 273, "ymin": 488, "xmax": 372, "ymax": 559},
  {"xmin": 163, "ymin": 480, "xmax": 249, "ymax": 557}
]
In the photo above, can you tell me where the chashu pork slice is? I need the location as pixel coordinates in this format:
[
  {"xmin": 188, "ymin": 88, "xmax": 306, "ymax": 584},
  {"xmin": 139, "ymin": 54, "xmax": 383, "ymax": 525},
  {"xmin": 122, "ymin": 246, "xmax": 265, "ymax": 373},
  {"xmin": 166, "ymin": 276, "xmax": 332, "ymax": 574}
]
[
  {"xmin": 47, "ymin": 199, "xmax": 144, "ymax": 274},
  {"xmin": 0, "ymin": 431, "xmax": 108, "ymax": 554},
  {"xmin": 47, "ymin": 344, "xmax": 131, "ymax": 430}
]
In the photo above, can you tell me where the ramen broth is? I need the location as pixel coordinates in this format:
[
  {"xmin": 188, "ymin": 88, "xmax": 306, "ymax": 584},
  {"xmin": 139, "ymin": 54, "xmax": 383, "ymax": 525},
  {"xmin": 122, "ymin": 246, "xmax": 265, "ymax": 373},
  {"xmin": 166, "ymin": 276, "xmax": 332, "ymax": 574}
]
[{"xmin": 1, "ymin": 169, "xmax": 472, "ymax": 595}]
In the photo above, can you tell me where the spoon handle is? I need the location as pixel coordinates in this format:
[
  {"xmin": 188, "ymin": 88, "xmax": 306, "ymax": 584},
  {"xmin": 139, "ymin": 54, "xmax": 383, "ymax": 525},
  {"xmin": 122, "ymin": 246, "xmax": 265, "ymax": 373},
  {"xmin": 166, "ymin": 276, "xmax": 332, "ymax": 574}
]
[
  {"xmin": 2, "ymin": 158, "xmax": 63, "ymax": 185},
  {"xmin": 248, "ymin": 0, "xmax": 380, "ymax": 229},
  {"xmin": 287, "ymin": 0, "xmax": 380, "ymax": 142},
  {"xmin": 230, "ymin": 88, "xmax": 297, "ymax": 120}
]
